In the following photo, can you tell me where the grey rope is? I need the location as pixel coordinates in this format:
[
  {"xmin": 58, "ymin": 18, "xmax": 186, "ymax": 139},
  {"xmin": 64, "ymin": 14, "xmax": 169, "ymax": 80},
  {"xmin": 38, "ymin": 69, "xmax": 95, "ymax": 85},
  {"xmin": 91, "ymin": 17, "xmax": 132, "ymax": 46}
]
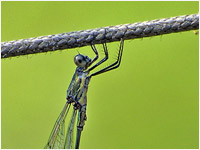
[{"xmin": 1, "ymin": 14, "xmax": 199, "ymax": 59}]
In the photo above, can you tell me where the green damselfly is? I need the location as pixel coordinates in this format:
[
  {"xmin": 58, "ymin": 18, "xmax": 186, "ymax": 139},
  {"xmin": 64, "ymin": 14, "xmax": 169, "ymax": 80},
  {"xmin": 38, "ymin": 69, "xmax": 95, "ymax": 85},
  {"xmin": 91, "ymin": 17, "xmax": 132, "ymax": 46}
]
[{"xmin": 45, "ymin": 38, "xmax": 124, "ymax": 149}]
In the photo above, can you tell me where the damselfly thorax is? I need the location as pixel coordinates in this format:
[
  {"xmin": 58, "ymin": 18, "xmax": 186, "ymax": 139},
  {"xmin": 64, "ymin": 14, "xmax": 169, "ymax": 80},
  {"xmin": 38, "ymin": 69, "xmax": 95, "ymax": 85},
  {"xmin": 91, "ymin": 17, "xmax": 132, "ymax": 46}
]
[{"xmin": 67, "ymin": 68, "xmax": 91, "ymax": 109}]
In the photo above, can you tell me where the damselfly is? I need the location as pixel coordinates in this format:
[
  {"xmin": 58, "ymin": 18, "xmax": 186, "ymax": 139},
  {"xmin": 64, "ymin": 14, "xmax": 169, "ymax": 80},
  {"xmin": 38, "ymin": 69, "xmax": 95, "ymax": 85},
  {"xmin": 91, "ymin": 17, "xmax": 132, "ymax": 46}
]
[{"xmin": 45, "ymin": 38, "xmax": 124, "ymax": 149}]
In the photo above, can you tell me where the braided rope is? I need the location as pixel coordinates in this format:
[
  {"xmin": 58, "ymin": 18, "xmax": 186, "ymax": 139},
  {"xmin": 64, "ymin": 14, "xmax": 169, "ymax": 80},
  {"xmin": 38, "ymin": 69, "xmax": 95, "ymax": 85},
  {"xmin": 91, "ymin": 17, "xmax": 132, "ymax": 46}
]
[{"xmin": 1, "ymin": 14, "xmax": 199, "ymax": 59}]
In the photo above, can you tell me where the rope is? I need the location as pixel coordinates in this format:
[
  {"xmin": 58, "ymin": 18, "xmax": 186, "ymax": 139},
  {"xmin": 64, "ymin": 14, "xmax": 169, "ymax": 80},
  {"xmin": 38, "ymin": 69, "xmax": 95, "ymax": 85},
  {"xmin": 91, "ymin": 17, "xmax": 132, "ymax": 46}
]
[{"xmin": 1, "ymin": 14, "xmax": 199, "ymax": 59}]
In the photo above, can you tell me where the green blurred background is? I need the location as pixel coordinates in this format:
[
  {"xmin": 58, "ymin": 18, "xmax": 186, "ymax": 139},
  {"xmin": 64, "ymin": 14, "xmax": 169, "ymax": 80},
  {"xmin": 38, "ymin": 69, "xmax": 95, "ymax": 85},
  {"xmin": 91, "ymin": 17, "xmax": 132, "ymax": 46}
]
[{"xmin": 1, "ymin": 1, "xmax": 199, "ymax": 149}]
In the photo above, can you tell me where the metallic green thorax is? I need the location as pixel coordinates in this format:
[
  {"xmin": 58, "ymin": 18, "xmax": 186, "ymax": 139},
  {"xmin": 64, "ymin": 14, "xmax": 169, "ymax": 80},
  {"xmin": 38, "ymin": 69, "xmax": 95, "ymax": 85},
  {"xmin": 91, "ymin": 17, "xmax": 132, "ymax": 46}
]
[
  {"xmin": 66, "ymin": 67, "xmax": 91, "ymax": 130},
  {"xmin": 67, "ymin": 67, "xmax": 91, "ymax": 108}
]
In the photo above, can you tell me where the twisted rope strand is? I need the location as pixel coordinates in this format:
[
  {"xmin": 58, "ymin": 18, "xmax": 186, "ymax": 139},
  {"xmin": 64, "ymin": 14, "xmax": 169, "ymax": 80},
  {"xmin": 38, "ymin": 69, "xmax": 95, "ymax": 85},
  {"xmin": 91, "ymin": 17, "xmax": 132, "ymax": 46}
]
[{"xmin": 1, "ymin": 14, "xmax": 199, "ymax": 59}]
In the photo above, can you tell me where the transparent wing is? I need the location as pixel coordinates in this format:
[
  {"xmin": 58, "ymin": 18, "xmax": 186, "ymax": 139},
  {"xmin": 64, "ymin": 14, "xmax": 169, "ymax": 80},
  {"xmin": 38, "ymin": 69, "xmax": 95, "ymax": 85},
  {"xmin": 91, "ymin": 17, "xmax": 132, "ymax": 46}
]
[
  {"xmin": 64, "ymin": 108, "xmax": 78, "ymax": 149},
  {"xmin": 45, "ymin": 102, "xmax": 71, "ymax": 149}
]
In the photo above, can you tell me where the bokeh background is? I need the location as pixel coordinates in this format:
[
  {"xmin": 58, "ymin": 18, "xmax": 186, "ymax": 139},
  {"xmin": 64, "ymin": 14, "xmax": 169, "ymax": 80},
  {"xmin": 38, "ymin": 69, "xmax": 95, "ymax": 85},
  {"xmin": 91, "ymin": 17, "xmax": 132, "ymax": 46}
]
[{"xmin": 1, "ymin": 1, "xmax": 199, "ymax": 149}]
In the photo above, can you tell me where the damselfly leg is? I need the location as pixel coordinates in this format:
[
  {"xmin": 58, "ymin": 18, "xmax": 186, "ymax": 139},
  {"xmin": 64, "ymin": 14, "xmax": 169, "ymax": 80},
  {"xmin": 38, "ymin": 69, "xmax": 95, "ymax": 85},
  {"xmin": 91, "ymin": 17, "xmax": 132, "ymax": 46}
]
[
  {"xmin": 87, "ymin": 42, "xmax": 108, "ymax": 72},
  {"xmin": 88, "ymin": 44, "xmax": 99, "ymax": 66},
  {"xmin": 90, "ymin": 39, "xmax": 124, "ymax": 76}
]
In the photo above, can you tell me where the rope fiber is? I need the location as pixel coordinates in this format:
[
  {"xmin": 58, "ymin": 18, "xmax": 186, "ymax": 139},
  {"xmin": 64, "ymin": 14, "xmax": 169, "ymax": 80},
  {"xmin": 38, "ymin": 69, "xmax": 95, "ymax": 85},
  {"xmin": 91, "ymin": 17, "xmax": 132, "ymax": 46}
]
[{"xmin": 1, "ymin": 14, "xmax": 199, "ymax": 59}]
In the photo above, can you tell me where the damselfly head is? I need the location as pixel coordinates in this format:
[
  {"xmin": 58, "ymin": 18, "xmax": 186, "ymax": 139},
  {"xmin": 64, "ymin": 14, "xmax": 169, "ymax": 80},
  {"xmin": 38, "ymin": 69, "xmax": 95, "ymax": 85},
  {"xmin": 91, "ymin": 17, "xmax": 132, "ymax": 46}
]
[{"xmin": 74, "ymin": 54, "xmax": 91, "ymax": 68}]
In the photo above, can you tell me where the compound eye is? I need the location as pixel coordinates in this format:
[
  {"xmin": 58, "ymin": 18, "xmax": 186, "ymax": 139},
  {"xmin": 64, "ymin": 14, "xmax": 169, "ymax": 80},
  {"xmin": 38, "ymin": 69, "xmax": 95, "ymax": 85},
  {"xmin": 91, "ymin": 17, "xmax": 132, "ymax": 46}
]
[{"xmin": 74, "ymin": 55, "xmax": 87, "ymax": 67}]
